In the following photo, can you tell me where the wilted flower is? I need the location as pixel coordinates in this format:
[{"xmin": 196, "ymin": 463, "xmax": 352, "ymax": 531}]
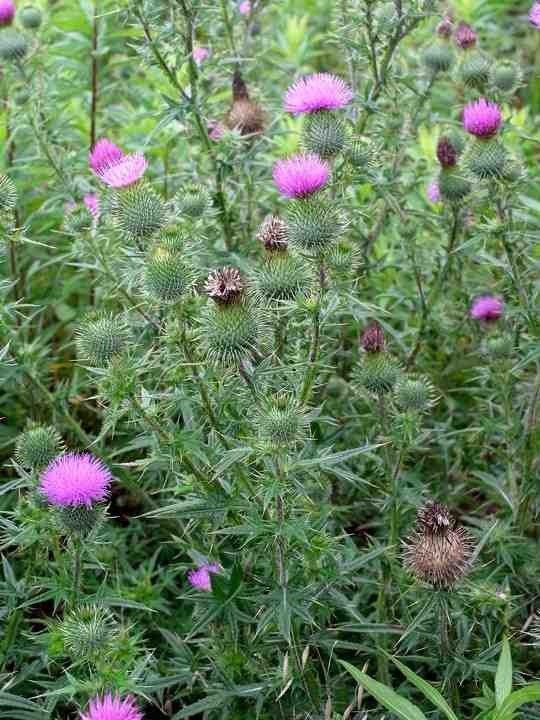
[
  {"xmin": 225, "ymin": 69, "xmax": 265, "ymax": 136},
  {"xmin": 205, "ymin": 267, "xmax": 245, "ymax": 304},
  {"xmin": 257, "ymin": 215, "xmax": 288, "ymax": 251},
  {"xmin": 427, "ymin": 181, "xmax": 441, "ymax": 204},
  {"xmin": 89, "ymin": 139, "xmax": 124, "ymax": 176},
  {"xmin": 436, "ymin": 137, "xmax": 457, "ymax": 167},
  {"xmin": 360, "ymin": 322, "xmax": 385, "ymax": 353},
  {"xmin": 284, "ymin": 73, "xmax": 353, "ymax": 114},
  {"xmin": 192, "ymin": 46, "xmax": 210, "ymax": 65},
  {"xmin": 40, "ymin": 453, "xmax": 112, "ymax": 507},
  {"xmin": 463, "ymin": 98, "xmax": 502, "ymax": 138},
  {"xmin": 0, "ymin": 0, "xmax": 15, "ymax": 26},
  {"xmin": 273, "ymin": 154, "xmax": 330, "ymax": 198},
  {"xmin": 98, "ymin": 153, "xmax": 147, "ymax": 188},
  {"xmin": 470, "ymin": 295, "xmax": 504, "ymax": 322},
  {"xmin": 80, "ymin": 693, "xmax": 142, "ymax": 720},
  {"xmin": 403, "ymin": 501, "xmax": 473, "ymax": 588},
  {"xmin": 239, "ymin": 0, "xmax": 251, "ymax": 14},
  {"xmin": 529, "ymin": 2, "xmax": 540, "ymax": 27},
  {"xmin": 455, "ymin": 21, "xmax": 477, "ymax": 49},
  {"xmin": 187, "ymin": 563, "xmax": 221, "ymax": 592}
]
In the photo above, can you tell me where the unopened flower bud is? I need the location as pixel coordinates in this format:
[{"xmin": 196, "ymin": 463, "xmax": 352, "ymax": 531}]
[
  {"xmin": 360, "ymin": 322, "xmax": 385, "ymax": 353},
  {"xmin": 15, "ymin": 424, "xmax": 64, "ymax": 469},
  {"xmin": 76, "ymin": 314, "xmax": 129, "ymax": 367},
  {"xmin": 455, "ymin": 21, "xmax": 477, "ymax": 50},
  {"xmin": 20, "ymin": 5, "xmax": 42, "ymax": 29},
  {"xmin": 436, "ymin": 137, "xmax": 457, "ymax": 168}
]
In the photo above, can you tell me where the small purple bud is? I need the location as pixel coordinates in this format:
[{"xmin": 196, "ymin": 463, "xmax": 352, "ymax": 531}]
[
  {"xmin": 361, "ymin": 322, "xmax": 385, "ymax": 353},
  {"xmin": 455, "ymin": 21, "xmax": 477, "ymax": 50},
  {"xmin": 436, "ymin": 137, "xmax": 457, "ymax": 168}
]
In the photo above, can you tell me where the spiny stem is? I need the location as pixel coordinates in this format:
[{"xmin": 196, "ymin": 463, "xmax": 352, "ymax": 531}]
[{"xmin": 300, "ymin": 260, "xmax": 326, "ymax": 404}]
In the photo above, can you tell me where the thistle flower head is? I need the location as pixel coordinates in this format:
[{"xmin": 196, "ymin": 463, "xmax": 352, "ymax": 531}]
[
  {"xmin": 257, "ymin": 215, "xmax": 288, "ymax": 251},
  {"xmin": 187, "ymin": 563, "xmax": 221, "ymax": 592},
  {"xmin": 463, "ymin": 98, "xmax": 502, "ymax": 137},
  {"xmin": 83, "ymin": 193, "xmax": 100, "ymax": 220},
  {"xmin": 208, "ymin": 120, "xmax": 226, "ymax": 141},
  {"xmin": 205, "ymin": 267, "xmax": 245, "ymax": 305},
  {"xmin": 80, "ymin": 693, "xmax": 142, "ymax": 720},
  {"xmin": 470, "ymin": 295, "xmax": 504, "ymax": 321},
  {"xmin": 455, "ymin": 21, "xmax": 477, "ymax": 49},
  {"xmin": 192, "ymin": 46, "xmax": 210, "ymax": 65},
  {"xmin": 284, "ymin": 73, "xmax": 353, "ymax": 114},
  {"xmin": 360, "ymin": 322, "xmax": 385, "ymax": 353},
  {"xmin": 403, "ymin": 501, "xmax": 473, "ymax": 588},
  {"xmin": 427, "ymin": 181, "xmax": 441, "ymax": 204},
  {"xmin": 436, "ymin": 137, "xmax": 457, "ymax": 167},
  {"xmin": 98, "ymin": 153, "xmax": 147, "ymax": 188},
  {"xmin": 0, "ymin": 0, "xmax": 15, "ymax": 26},
  {"xmin": 273, "ymin": 154, "xmax": 330, "ymax": 198},
  {"xmin": 437, "ymin": 14, "xmax": 453, "ymax": 37},
  {"xmin": 239, "ymin": 0, "xmax": 251, "ymax": 14},
  {"xmin": 89, "ymin": 139, "xmax": 124, "ymax": 176},
  {"xmin": 40, "ymin": 453, "xmax": 112, "ymax": 508},
  {"xmin": 529, "ymin": 2, "xmax": 540, "ymax": 27}
]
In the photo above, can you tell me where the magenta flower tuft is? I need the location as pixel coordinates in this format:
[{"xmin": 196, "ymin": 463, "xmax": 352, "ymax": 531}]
[
  {"xmin": 455, "ymin": 21, "xmax": 477, "ymax": 49},
  {"xmin": 0, "ymin": 0, "xmax": 15, "ymax": 26},
  {"xmin": 193, "ymin": 47, "xmax": 210, "ymax": 66},
  {"xmin": 470, "ymin": 295, "xmax": 504, "ymax": 322},
  {"xmin": 89, "ymin": 139, "xmax": 124, "ymax": 176},
  {"xmin": 187, "ymin": 563, "xmax": 221, "ymax": 592},
  {"xmin": 239, "ymin": 1, "xmax": 251, "ymax": 14},
  {"xmin": 80, "ymin": 692, "xmax": 142, "ymax": 720},
  {"xmin": 273, "ymin": 153, "xmax": 330, "ymax": 198},
  {"xmin": 427, "ymin": 181, "xmax": 441, "ymax": 204},
  {"xmin": 98, "ymin": 153, "xmax": 147, "ymax": 188},
  {"xmin": 529, "ymin": 2, "xmax": 540, "ymax": 27},
  {"xmin": 40, "ymin": 453, "xmax": 112, "ymax": 508},
  {"xmin": 83, "ymin": 193, "xmax": 100, "ymax": 220},
  {"xmin": 463, "ymin": 98, "xmax": 502, "ymax": 138},
  {"xmin": 284, "ymin": 73, "xmax": 353, "ymax": 114},
  {"xmin": 208, "ymin": 120, "xmax": 226, "ymax": 141}
]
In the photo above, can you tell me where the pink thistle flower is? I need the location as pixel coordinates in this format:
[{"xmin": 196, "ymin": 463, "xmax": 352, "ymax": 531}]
[
  {"xmin": 187, "ymin": 563, "xmax": 221, "ymax": 592},
  {"xmin": 40, "ymin": 453, "xmax": 112, "ymax": 508},
  {"xmin": 470, "ymin": 295, "xmax": 504, "ymax": 322},
  {"xmin": 455, "ymin": 21, "xmax": 477, "ymax": 49},
  {"xmin": 208, "ymin": 120, "xmax": 226, "ymax": 141},
  {"xmin": 529, "ymin": 2, "xmax": 540, "ymax": 27},
  {"xmin": 427, "ymin": 181, "xmax": 441, "ymax": 204},
  {"xmin": 89, "ymin": 139, "xmax": 124, "ymax": 176},
  {"xmin": 273, "ymin": 153, "xmax": 330, "ymax": 198},
  {"xmin": 285, "ymin": 73, "xmax": 353, "ymax": 115},
  {"xmin": 0, "ymin": 0, "xmax": 15, "ymax": 26},
  {"xmin": 193, "ymin": 47, "xmax": 210, "ymax": 66},
  {"xmin": 437, "ymin": 15, "xmax": 453, "ymax": 38},
  {"xmin": 80, "ymin": 692, "xmax": 142, "ymax": 720},
  {"xmin": 98, "ymin": 153, "xmax": 147, "ymax": 188},
  {"xmin": 463, "ymin": 98, "xmax": 502, "ymax": 138},
  {"xmin": 239, "ymin": 1, "xmax": 251, "ymax": 14},
  {"xmin": 83, "ymin": 193, "xmax": 100, "ymax": 220}
]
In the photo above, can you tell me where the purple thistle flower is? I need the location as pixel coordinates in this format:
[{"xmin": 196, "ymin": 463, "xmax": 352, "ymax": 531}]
[
  {"xmin": 193, "ymin": 47, "xmax": 210, "ymax": 66},
  {"xmin": 0, "ymin": 0, "xmax": 15, "ymax": 26},
  {"xmin": 83, "ymin": 193, "xmax": 100, "ymax": 220},
  {"xmin": 273, "ymin": 153, "xmax": 330, "ymax": 198},
  {"xmin": 284, "ymin": 73, "xmax": 353, "ymax": 114},
  {"xmin": 529, "ymin": 2, "xmax": 540, "ymax": 27},
  {"xmin": 89, "ymin": 139, "xmax": 124, "ymax": 176},
  {"xmin": 463, "ymin": 98, "xmax": 502, "ymax": 138},
  {"xmin": 427, "ymin": 181, "xmax": 441, "ymax": 204},
  {"xmin": 470, "ymin": 295, "xmax": 504, "ymax": 322},
  {"xmin": 208, "ymin": 120, "xmax": 226, "ymax": 141},
  {"xmin": 437, "ymin": 14, "xmax": 453, "ymax": 38},
  {"xmin": 80, "ymin": 692, "xmax": 142, "ymax": 720},
  {"xmin": 239, "ymin": 1, "xmax": 251, "ymax": 14},
  {"xmin": 187, "ymin": 563, "xmax": 221, "ymax": 592},
  {"xmin": 40, "ymin": 453, "xmax": 112, "ymax": 508},
  {"xmin": 97, "ymin": 153, "xmax": 147, "ymax": 188},
  {"xmin": 455, "ymin": 21, "xmax": 477, "ymax": 49}
]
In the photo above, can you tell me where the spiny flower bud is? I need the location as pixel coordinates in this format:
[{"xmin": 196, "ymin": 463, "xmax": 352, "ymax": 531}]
[
  {"xmin": 257, "ymin": 215, "xmax": 288, "ymax": 252},
  {"xmin": 326, "ymin": 240, "xmax": 361, "ymax": 276},
  {"xmin": 458, "ymin": 50, "xmax": 491, "ymax": 90},
  {"xmin": 252, "ymin": 250, "xmax": 312, "ymax": 303},
  {"xmin": 205, "ymin": 267, "xmax": 244, "ymax": 305},
  {"xmin": 64, "ymin": 203, "xmax": 93, "ymax": 235},
  {"xmin": 403, "ymin": 501, "xmax": 473, "ymax": 588},
  {"xmin": 422, "ymin": 41, "xmax": 454, "ymax": 74},
  {"xmin": 225, "ymin": 69, "xmax": 265, "ymax": 136},
  {"xmin": 256, "ymin": 393, "xmax": 310, "ymax": 448},
  {"xmin": 455, "ymin": 21, "xmax": 477, "ymax": 50},
  {"xmin": 463, "ymin": 138, "xmax": 507, "ymax": 180},
  {"xmin": 436, "ymin": 137, "xmax": 457, "ymax": 168},
  {"xmin": 144, "ymin": 236, "xmax": 195, "ymax": 304},
  {"xmin": 490, "ymin": 61, "xmax": 522, "ymax": 95},
  {"xmin": 302, "ymin": 110, "xmax": 347, "ymax": 159},
  {"xmin": 59, "ymin": 605, "xmax": 117, "ymax": 662},
  {"xmin": 19, "ymin": 5, "xmax": 42, "ymax": 29},
  {"xmin": 111, "ymin": 183, "xmax": 166, "ymax": 243},
  {"xmin": 438, "ymin": 167, "xmax": 471, "ymax": 203},
  {"xmin": 356, "ymin": 353, "xmax": 402, "ymax": 395},
  {"xmin": 360, "ymin": 322, "xmax": 385, "ymax": 353},
  {"xmin": 15, "ymin": 424, "xmax": 64, "ymax": 469},
  {"xmin": 347, "ymin": 137, "xmax": 380, "ymax": 174},
  {"xmin": 482, "ymin": 334, "xmax": 513, "ymax": 360},
  {"xmin": 0, "ymin": 174, "xmax": 17, "ymax": 211},
  {"xmin": 199, "ymin": 301, "xmax": 263, "ymax": 367},
  {"xmin": 286, "ymin": 198, "xmax": 346, "ymax": 255},
  {"xmin": 0, "ymin": 29, "xmax": 29, "ymax": 62},
  {"xmin": 173, "ymin": 183, "xmax": 212, "ymax": 220},
  {"xmin": 76, "ymin": 314, "xmax": 129, "ymax": 367},
  {"xmin": 394, "ymin": 376, "xmax": 437, "ymax": 413}
]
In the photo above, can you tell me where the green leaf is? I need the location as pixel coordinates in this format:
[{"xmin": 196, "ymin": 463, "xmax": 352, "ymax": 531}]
[
  {"xmin": 495, "ymin": 638, "xmax": 513, "ymax": 709},
  {"xmin": 387, "ymin": 654, "xmax": 459, "ymax": 720},
  {"xmin": 338, "ymin": 660, "xmax": 428, "ymax": 720},
  {"xmin": 494, "ymin": 684, "xmax": 540, "ymax": 720}
]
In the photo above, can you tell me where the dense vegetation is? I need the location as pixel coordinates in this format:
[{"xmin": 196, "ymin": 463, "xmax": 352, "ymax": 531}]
[{"xmin": 0, "ymin": 0, "xmax": 539, "ymax": 718}]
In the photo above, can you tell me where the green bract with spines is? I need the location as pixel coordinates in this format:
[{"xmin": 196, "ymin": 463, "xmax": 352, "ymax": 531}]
[
  {"xmin": 199, "ymin": 301, "xmax": 263, "ymax": 367},
  {"xmin": 20, "ymin": 5, "xmax": 43, "ymax": 29},
  {"xmin": 355, "ymin": 354, "xmax": 402, "ymax": 395},
  {"xmin": 112, "ymin": 183, "xmax": 166, "ymax": 242},
  {"xmin": 15, "ymin": 424, "xmax": 64, "ymax": 469},
  {"xmin": 490, "ymin": 61, "xmax": 522, "ymax": 95},
  {"xmin": 458, "ymin": 50, "xmax": 491, "ymax": 90},
  {"xmin": 0, "ymin": 174, "xmax": 17, "ymax": 212},
  {"xmin": 255, "ymin": 393, "xmax": 310, "ymax": 449},
  {"xmin": 438, "ymin": 167, "xmax": 471, "ymax": 203},
  {"xmin": 174, "ymin": 183, "xmax": 212, "ymax": 220},
  {"xmin": 144, "ymin": 235, "xmax": 195, "ymax": 304},
  {"xmin": 0, "ymin": 30, "xmax": 29, "ymax": 62},
  {"xmin": 56, "ymin": 504, "xmax": 104, "ymax": 535},
  {"xmin": 76, "ymin": 314, "xmax": 129, "ymax": 367},
  {"xmin": 463, "ymin": 138, "xmax": 508, "ymax": 180},
  {"xmin": 422, "ymin": 41, "xmax": 454, "ymax": 74},
  {"xmin": 302, "ymin": 110, "xmax": 347, "ymax": 159},
  {"xmin": 252, "ymin": 251, "xmax": 312, "ymax": 304},
  {"xmin": 59, "ymin": 605, "xmax": 117, "ymax": 661},
  {"xmin": 394, "ymin": 376, "xmax": 437, "ymax": 413},
  {"xmin": 287, "ymin": 198, "xmax": 346, "ymax": 255}
]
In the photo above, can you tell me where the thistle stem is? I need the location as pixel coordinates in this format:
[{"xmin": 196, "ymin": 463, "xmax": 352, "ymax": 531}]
[
  {"xmin": 300, "ymin": 259, "xmax": 326, "ymax": 404},
  {"xmin": 73, "ymin": 542, "xmax": 82, "ymax": 605}
]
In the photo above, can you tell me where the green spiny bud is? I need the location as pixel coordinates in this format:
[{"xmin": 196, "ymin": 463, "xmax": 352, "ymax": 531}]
[
  {"xmin": 444, "ymin": 129, "xmax": 466, "ymax": 157},
  {"xmin": 394, "ymin": 376, "xmax": 437, "ymax": 413},
  {"xmin": 490, "ymin": 61, "xmax": 522, "ymax": 95},
  {"xmin": 458, "ymin": 50, "xmax": 490, "ymax": 90},
  {"xmin": 347, "ymin": 137, "xmax": 380, "ymax": 174},
  {"xmin": 502, "ymin": 156, "xmax": 526, "ymax": 185},
  {"xmin": 0, "ymin": 30, "xmax": 29, "ymax": 62},
  {"xmin": 302, "ymin": 110, "xmax": 347, "ymax": 159},
  {"xmin": 56, "ymin": 504, "xmax": 104, "ymax": 534},
  {"xmin": 64, "ymin": 205, "xmax": 93, "ymax": 235},
  {"xmin": 287, "ymin": 198, "xmax": 346, "ymax": 255},
  {"xmin": 144, "ymin": 236, "xmax": 195, "ymax": 304},
  {"xmin": 438, "ymin": 167, "xmax": 471, "ymax": 203},
  {"xmin": 422, "ymin": 41, "xmax": 454, "ymax": 74},
  {"xmin": 326, "ymin": 240, "xmax": 361, "ymax": 275},
  {"xmin": 200, "ymin": 302, "xmax": 262, "ymax": 366},
  {"xmin": 252, "ymin": 250, "xmax": 313, "ymax": 303},
  {"xmin": 256, "ymin": 393, "xmax": 310, "ymax": 448},
  {"xmin": 173, "ymin": 183, "xmax": 212, "ymax": 220},
  {"xmin": 483, "ymin": 334, "xmax": 513, "ymax": 360},
  {"xmin": 0, "ymin": 174, "xmax": 17, "ymax": 211},
  {"xmin": 356, "ymin": 354, "xmax": 402, "ymax": 395},
  {"xmin": 59, "ymin": 605, "xmax": 117, "ymax": 661},
  {"xmin": 15, "ymin": 424, "xmax": 64, "ymax": 469},
  {"xmin": 76, "ymin": 314, "xmax": 129, "ymax": 367},
  {"xmin": 463, "ymin": 138, "xmax": 507, "ymax": 180},
  {"xmin": 112, "ymin": 183, "xmax": 166, "ymax": 243},
  {"xmin": 19, "ymin": 5, "xmax": 43, "ymax": 29}
]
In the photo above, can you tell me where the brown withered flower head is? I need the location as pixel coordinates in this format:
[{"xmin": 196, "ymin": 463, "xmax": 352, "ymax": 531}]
[
  {"xmin": 360, "ymin": 321, "xmax": 385, "ymax": 354},
  {"xmin": 436, "ymin": 137, "xmax": 457, "ymax": 168},
  {"xmin": 256, "ymin": 215, "xmax": 288, "ymax": 252},
  {"xmin": 403, "ymin": 501, "xmax": 473, "ymax": 589},
  {"xmin": 205, "ymin": 267, "xmax": 245, "ymax": 305},
  {"xmin": 225, "ymin": 69, "xmax": 265, "ymax": 136}
]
